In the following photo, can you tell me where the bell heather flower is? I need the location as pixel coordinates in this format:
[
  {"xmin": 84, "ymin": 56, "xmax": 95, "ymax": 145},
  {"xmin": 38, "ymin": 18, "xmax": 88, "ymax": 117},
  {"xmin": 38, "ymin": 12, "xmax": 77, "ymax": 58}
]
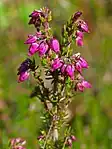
[
  {"xmin": 38, "ymin": 41, "xmax": 49, "ymax": 57},
  {"xmin": 76, "ymin": 80, "xmax": 91, "ymax": 92},
  {"xmin": 76, "ymin": 36, "xmax": 83, "ymax": 47},
  {"xmin": 51, "ymin": 58, "xmax": 63, "ymax": 71},
  {"xmin": 80, "ymin": 22, "xmax": 89, "ymax": 33},
  {"xmin": 79, "ymin": 57, "xmax": 88, "ymax": 68},
  {"xmin": 50, "ymin": 38, "xmax": 60, "ymax": 53},
  {"xmin": 28, "ymin": 43, "xmax": 39, "ymax": 56},
  {"xmin": 75, "ymin": 30, "xmax": 83, "ymax": 38},
  {"xmin": 18, "ymin": 71, "xmax": 30, "ymax": 83},
  {"xmin": 24, "ymin": 35, "xmax": 37, "ymax": 44},
  {"xmin": 61, "ymin": 64, "xmax": 67, "ymax": 74},
  {"xmin": 66, "ymin": 64, "xmax": 75, "ymax": 80},
  {"xmin": 77, "ymin": 20, "xmax": 89, "ymax": 33},
  {"xmin": 75, "ymin": 61, "xmax": 82, "ymax": 73}
]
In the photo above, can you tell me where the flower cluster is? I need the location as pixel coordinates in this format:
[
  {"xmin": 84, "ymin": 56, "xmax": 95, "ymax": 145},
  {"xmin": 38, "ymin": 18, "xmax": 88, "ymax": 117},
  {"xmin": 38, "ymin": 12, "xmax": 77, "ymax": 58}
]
[
  {"xmin": 75, "ymin": 17, "xmax": 89, "ymax": 46},
  {"xmin": 9, "ymin": 138, "xmax": 26, "ymax": 149},
  {"xmin": 51, "ymin": 52, "xmax": 91, "ymax": 91},
  {"xmin": 25, "ymin": 33, "xmax": 60, "ymax": 57}
]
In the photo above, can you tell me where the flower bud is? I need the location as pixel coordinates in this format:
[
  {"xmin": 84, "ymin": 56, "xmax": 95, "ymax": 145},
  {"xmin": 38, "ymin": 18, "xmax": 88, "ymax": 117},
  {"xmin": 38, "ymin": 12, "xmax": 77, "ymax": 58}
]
[
  {"xmin": 76, "ymin": 37, "xmax": 83, "ymax": 47},
  {"xmin": 79, "ymin": 57, "xmax": 88, "ymax": 68},
  {"xmin": 67, "ymin": 138, "xmax": 72, "ymax": 147},
  {"xmin": 75, "ymin": 30, "xmax": 83, "ymax": 38},
  {"xmin": 38, "ymin": 42, "xmax": 49, "ymax": 57},
  {"xmin": 76, "ymin": 80, "xmax": 91, "ymax": 92},
  {"xmin": 28, "ymin": 43, "xmax": 39, "ymax": 56},
  {"xmin": 66, "ymin": 64, "xmax": 75, "ymax": 80},
  {"xmin": 50, "ymin": 38, "xmax": 60, "ymax": 53},
  {"xmin": 51, "ymin": 58, "xmax": 63, "ymax": 71},
  {"xmin": 24, "ymin": 35, "xmax": 37, "ymax": 44},
  {"xmin": 75, "ymin": 61, "xmax": 82, "ymax": 73},
  {"xmin": 18, "ymin": 71, "xmax": 30, "ymax": 83}
]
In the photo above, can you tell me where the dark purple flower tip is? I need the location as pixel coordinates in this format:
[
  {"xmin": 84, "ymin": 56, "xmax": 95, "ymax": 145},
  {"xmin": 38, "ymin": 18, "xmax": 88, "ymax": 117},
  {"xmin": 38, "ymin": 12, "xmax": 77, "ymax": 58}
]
[
  {"xmin": 51, "ymin": 58, "xmax": 63, "ymax": 71},
  {"xmin": 61, "ymin": 64, "xmax": 67, "ymax": 74},
  {"xmin": 24, "ymin": 35, "xmax": 37, "ymax": 44},
  {"xmin": 76, "ymin": 37, "xmax": 83, "ymax": 47},
  {"xmin": 38, "ymin": 42, "xmax": 49, "ymax": 57},
  {"xmin": 66, "ymin": 64, "xmax": 75, "ymax": 80},
  {"xmin": 50, "ymin": 38, "xmax": 60, "ymax": 53},
  {"xmin": 75, "ymin": 61, "xmax": 82, "ymax": 73},
  {"xmin": 73, "ymin": 11, "xmax": 82, "ymax": 22},
  {"xmin": 79, "ymin": 57, "xmax": 88, "ymax": 68},
  {"xmin": 18, "ymin": 71, "xmax": 30, "ymax": 83},
  {"xmin": 28, "ymin": 43, "xmax": 39, "ymax": 56},
  {"xmin": 17, "ymin": 58, "xmax": 32, "ymax": 75}
]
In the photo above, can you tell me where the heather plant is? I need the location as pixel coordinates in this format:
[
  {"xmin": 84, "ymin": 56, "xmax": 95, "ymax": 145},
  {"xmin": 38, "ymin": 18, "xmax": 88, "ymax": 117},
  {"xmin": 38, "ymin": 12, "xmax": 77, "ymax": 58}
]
[{"xmin": 10, "ymin": 7, "xmax": 91, "ymax": 149}]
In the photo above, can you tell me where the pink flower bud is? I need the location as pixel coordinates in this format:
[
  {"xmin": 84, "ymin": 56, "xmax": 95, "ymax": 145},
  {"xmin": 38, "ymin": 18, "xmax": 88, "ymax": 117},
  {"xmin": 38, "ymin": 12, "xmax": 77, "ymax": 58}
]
[
  {"xmin": 76, "ymin": 80, "xmax": 91, "ymax": 92},
  {"xmin": 28, "ymin": 43, "xmax": 39, "ymax": 56},
  {"xmin": 81, "ymin": 22, "xmax": 89, "ymax": 33},
  {"xmin": 50, "ymin": 38, "xmax": 60, "ymax": 53},
  {"xmin": 61, "ymin": 64, "xmax": 67, "ymax": 74},
  {"xmin": 67, "ymin": 138, "xmax": 72, "ymax": 147},
  {"xmin": 76, "ymin": 82, "xmax": 84, "ymax": 92},
  {"xmin": 76, "ymin": 37, "xmax": 83, "ymax": 47},
  {"xmin": 79, "ymin": 57, "xmax": 88, "ymax": 68},
  {"xmin": 18, "ymin": 71, "xmax": 30, "ymax": 82},
  {"xmin": 24, "ymin": 35, "xmax": 37, "ymax": 44},
  {"xmin": 66, "ymin": 65, "xmax": 75, "ymax": 80},
  {"xmin": 82, "ymin": 80, "xmax": 92, "ymax": 88},
  {"xmin": 38, "ymin": 42, "xmax": 49, "ymax": 57},
  {"xmin": 76, "ymin": 30, "xmax": 83, "ymax": 38},
  {"xmin": 16, "ymin": 146, "xmax": 26, "ymax": 149},
  {"xmin": 51, "ymin": 58, "xmax": 63, "ymax": 71},
  {"xmin": 70, "ymin": 135, "xmax": 76, "ymax": 141}
]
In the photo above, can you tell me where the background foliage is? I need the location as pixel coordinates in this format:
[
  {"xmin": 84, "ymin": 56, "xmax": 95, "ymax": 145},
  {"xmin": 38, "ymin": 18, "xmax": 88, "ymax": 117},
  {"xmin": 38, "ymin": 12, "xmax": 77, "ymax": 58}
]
[{"xmin": 0, "ymin": 0, "xmax": 112, "ymax": 148}]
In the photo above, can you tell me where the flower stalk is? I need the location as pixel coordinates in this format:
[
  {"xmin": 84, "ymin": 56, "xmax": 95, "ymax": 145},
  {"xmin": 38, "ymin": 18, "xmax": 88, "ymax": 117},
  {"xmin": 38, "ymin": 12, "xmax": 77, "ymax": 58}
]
[{"xmin": 13, "ymin": 7, "xmax": 91, "ymax": 149}]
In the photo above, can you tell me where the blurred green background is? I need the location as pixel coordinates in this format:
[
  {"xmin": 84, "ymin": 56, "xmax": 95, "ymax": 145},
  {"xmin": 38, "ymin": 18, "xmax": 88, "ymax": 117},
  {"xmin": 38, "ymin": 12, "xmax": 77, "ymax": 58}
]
[{"xmin": 0, "ymin": 0, "xmax": 112, "ymax": 148}]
